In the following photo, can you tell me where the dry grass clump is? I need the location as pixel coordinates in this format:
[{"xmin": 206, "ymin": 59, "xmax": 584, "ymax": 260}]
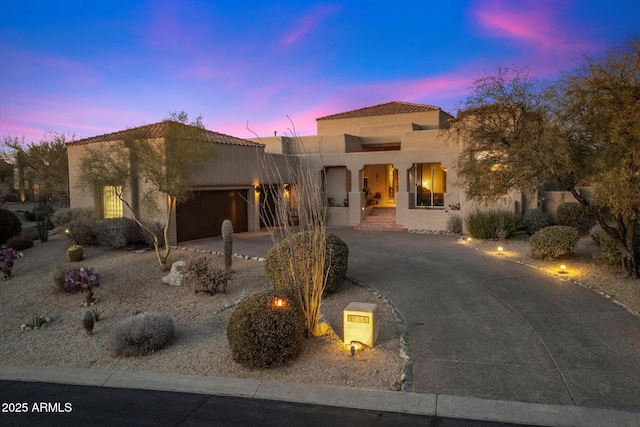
[{"xmin": 109, "ymin": 311, "xmax": 175, "ymax": 357}]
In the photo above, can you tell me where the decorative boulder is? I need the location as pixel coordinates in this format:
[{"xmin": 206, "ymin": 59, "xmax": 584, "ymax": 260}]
[{"xmin": 162, "ymin": 261, "xmax": 186, "ymax": 286}]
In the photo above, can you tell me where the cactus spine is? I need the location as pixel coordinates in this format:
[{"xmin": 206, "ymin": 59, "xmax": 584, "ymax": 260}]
[
  {"xmin": 82, "ymin": 310, "xmax": 95, "ymax": 335},
  {"xmin": 222, "ymin": 219, "xmax": 233, "ymax": 272}
]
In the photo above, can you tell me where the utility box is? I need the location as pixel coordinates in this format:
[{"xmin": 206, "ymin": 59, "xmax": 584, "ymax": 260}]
[{"xmin": 343, "ymin": 302, "xmax": 379, "ymax": 347}]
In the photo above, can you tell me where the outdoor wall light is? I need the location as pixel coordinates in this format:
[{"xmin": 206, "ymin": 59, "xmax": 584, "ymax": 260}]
[
  {"xmin": 255, "ymin": 185, "xmax": 263, "ymax": 194},
  {"xmin": 283, "ymin": 184, "xmax": 291, "ymax": 192}
]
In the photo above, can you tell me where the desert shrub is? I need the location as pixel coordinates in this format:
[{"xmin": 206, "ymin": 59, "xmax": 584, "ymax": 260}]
[
  {"xmin": 465, "ymin": 210, "xmax": 521, "ymax": 240},
  {"xmin": 24, "ymin": 210, "xmax": 36, "ymax": 221},
  {"xmin": 522, "ymin": 208, "xmax": 550, "ymax": 235},
  {"xmin": 184, "ymin": 255, "xmax": 230, "ymax": 294},
  {"xmin": 265, "ymin": 232, "xmax": 348, "ymax": 295},
  {"xmin": 5, "ymin": 234, "xmax": 34, "ymax": 251},
  {"xmin": 227, "ymin": 289, "xmax": 305, "ymax": 369},
  {"xmin": 530, "ymin": 225, "xmax": 580, "ymax": 260},
  {"xmin": 557, "ymin": 202, "xmax": 590, "ymax": 233},
  {"xmin": 0, "ymin": 209, "xmax": 22, "ymax": 244},
  {"xmin": 95, "ymin": 217, "xmax": 142, "ymax": 248},
  {"xmin": 447, "ymin": 215, "xmax": 463, "ymax": 234},
  {"xmin": 66, "ymin": 217, "xmax": 97, "ymax": 245},
  {"xmin": 109, "ymin": 311, "xmax": 175, "ymax": 357},
  {"xmin": 51, "ymin": 207, "xmax": 94, "ymax": 228}
]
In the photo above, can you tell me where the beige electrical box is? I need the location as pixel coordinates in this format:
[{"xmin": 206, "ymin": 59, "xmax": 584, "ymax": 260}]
[{"xmin": 343, "ymin": 302, "xmax": 379, "ymax": 347}]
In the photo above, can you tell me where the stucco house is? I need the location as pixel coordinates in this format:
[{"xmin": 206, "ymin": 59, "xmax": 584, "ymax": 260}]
[
  {"xmin": 67, "ymin": 122, "xmax": 291, "ymax": 245},
  {"xmin": 67, "ymin": 101, "xmax": 534, "ymax": 244},
  {"xmin": 255, "ymin": 101, "xmax": 523, "ymax": 232}
]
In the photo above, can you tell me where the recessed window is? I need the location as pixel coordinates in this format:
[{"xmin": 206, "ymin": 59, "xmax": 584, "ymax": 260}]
[
  {"xmin": 413, "ymin": 163, "xmax": 446, "ymax": 208},
  {"xmin": 103, "ymin": 185, "xmax": 123, "ymax": 218}
]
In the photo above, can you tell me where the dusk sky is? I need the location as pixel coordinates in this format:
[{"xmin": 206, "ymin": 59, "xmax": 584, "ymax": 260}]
[{"xmin": 1, "ymin": 1, "xmax": 638, "ymax": 144}]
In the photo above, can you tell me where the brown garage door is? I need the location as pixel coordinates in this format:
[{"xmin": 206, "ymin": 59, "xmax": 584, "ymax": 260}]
[{"xmin": 176, "ymin": 190, "xmax": 248, "ymax": 242}]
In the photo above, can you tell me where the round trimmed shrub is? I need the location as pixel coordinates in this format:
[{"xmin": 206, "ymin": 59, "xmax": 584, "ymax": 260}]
[
  {"xmin": 265, "ymin": 232, "xmax": 348, "ymax": 294},
  {"xmin": 109, "ymin": 311, "xmax": 175, "ymax": 357},
  {"xmin": 530, "ymin": 225, "xmax": 580, "ymax": 260},
  {"xmin": 5, "ymin": 234, "xmax": 34, "ymax": 251},
  {"xmin": 227, "ymin": 289, "xmax": 305, "ymax": 369},
  {"xmin": 557, "ymin": 202, "xmax": 589, "ymax": 233},
  {"xmin": 522, "ymin": 208, "xmax": 550, "ymax": 235},
  {"xmin": 0, "ymin": 208, "xmax": 22, "ymax": 244}
]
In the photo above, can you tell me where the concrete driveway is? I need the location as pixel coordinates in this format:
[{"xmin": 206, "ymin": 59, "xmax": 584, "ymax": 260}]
[{"xmin": 181, "ymin": 227, "xmax": 640, "ymax": 412}]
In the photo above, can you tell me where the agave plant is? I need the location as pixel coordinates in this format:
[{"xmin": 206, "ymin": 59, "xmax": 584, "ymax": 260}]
[
  {"xmin": 64, "ymin": 267, "xmax": 100, "ymax": 306},
  {"xmin": 1, "ymin": 247, "xmax": 23, "ymax": 280}
]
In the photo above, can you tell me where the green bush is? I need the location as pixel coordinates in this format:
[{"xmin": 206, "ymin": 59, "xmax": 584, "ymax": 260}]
[
  {"xmin": 530, "ymin": 225, "xmax": 580, "ymax": 260},
  {"xmin": 0, "ymin": 209, "xmax": 22, "ymax": 244},
  {"xmin": 227, "ymin": 289, "xmax": 305, "ymax": 369},
  {"xmin": 5, "ymin": 234, "xmax": 34, "ymax": 251},
  {"xmin": 557, "ymin": 202, "xmax": 589, "ymax": 233},
  {"xmin": 184, "ymin": 255, "xmax": 230, "ymax": 294},
  {"xmin": 95, "ymin": 217, "xmax": 142, "ymax": 248},
  {"xmin": 66, "ymin": 217, "xmax": 97, "ymax": 245},
  {"xmin": 265, "ymin": 232, "xmax": 348, "ymax": 295},
  {"xmin": 109, "ymin": 311, "xmax": 175, "ymax": 357},
  {"xmin": 522, "ymin": 208, "xmax": 550, "ymax": 235},
  {"xmin": 465, "ymin": 210, "xmax": 521, "ymax": 240}
]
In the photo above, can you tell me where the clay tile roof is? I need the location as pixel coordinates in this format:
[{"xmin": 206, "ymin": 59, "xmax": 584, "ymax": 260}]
[
  {"xmin": 66, "ymin": 121, "xmax": 264, "ymax": 148},
  {"xmin": 316, "ymin": 101, "xmax": 443, "ymax": 121}
]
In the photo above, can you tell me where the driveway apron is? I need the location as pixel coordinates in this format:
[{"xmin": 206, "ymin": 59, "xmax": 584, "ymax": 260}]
[
  {"xmin": 329, "ymin": 229, "xmax": 640, "ymax": 412},
  {"xmin": 181, "ymin": 228, "xmax": 640, "ymax": 412}
]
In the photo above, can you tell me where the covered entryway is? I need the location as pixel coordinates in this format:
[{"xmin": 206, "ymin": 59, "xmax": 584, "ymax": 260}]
[
  {"xmin": 176, "ymin": 189, "xmax": 248, "ymax": 242},
  {"xmin": 362, "ymin": 164, "xmax": 398, "ymax": 207}
]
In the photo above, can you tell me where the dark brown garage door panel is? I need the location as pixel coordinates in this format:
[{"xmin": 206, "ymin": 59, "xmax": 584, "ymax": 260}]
[{"xmin": 176, "ymin": 190, "xmax": 248, "ymax": 242}]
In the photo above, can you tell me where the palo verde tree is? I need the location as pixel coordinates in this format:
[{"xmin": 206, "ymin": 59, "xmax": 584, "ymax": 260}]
[
  {"xmin": 2, "ymin": 132, "xmax": 71, "ymax": 242},
  {"xmin": 449, "ymin": 39, "xmax": 640, "ymax": 277},
  {"xmin": 2, "ymin": 132, "xmax": 71, "ymax": 203},
  {"xmin": 77, "ymin": 112, "xmax": 216, "ymax": 269}
]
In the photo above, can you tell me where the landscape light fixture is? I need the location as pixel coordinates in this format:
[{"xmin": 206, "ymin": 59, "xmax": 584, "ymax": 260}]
[
  {"xmin": 559, "ymin": 264, "xmax": 567, "ymax": 274},
  {"xmin": 497, "ymin": 246, "xmax": 503, "ymax": 255},
  {"xmin": 271, "ymin": 296, "xmax": 288, "ymax": 310}
]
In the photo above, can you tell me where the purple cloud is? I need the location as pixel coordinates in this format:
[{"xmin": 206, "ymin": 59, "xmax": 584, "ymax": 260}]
[{"xmin": 279, "ymin": 4, "xmax": 340, "ymax": 48}]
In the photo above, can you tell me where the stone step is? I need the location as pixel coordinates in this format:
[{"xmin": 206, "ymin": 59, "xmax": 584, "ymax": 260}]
[{"xmin": 354, "ymin": 207, "xmax": 407, "ymax": 231}]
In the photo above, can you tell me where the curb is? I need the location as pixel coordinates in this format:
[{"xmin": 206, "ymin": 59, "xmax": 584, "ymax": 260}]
[{"xmin": 1, "ymin": 365, "xmax": 639, "ymax": 427}]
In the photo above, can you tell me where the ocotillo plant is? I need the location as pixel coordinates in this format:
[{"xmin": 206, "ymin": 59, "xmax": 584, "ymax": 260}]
[{"xmin": 221, "ymin": 219, "xmax": 233, "ymax": 272}]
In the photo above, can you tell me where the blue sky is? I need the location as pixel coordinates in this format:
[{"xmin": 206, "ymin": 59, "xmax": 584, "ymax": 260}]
[{"xmin": 1, "ymin": 0, "xmax": 638, "ymax": 143}]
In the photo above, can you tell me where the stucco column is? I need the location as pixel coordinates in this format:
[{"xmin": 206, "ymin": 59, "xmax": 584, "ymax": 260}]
[
  {"xmin": 247, "ymin": 187, "xmax": 261, "ymax": 232},
  {"xmin": 347, "ymin": 163, "xmax": 364, "ymax": 225}
]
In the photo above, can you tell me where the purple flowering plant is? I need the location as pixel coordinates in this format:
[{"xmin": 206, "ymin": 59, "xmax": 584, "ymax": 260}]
[{"xmin": 64, "ymin": 267, "xmax": 100, "ymax": 305}]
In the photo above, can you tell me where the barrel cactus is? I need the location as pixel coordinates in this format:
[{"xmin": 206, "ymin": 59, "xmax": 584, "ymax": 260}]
[
  {"xmin": 82, "ymin": 310, "xmax": 95, "ymax": 335},
  {"xmin": 67, "ymin": 245, "xmax": 84, "ymax": 262}
]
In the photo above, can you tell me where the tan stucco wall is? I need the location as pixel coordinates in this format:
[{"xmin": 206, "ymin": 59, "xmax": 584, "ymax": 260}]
[{"xmin": 317, "ymin": 110, "xmax": 445, "ymax": 136}]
